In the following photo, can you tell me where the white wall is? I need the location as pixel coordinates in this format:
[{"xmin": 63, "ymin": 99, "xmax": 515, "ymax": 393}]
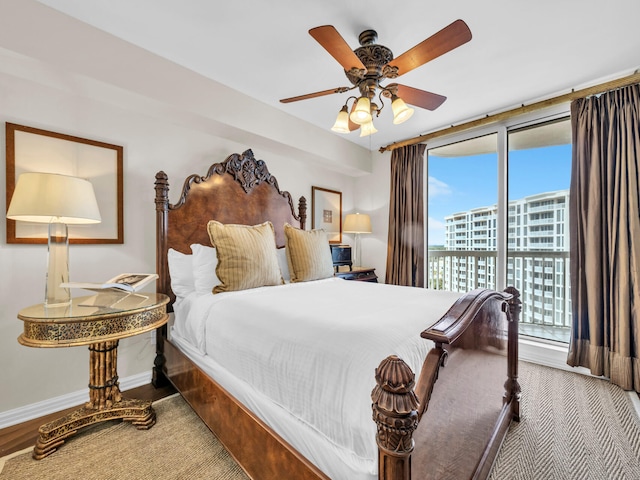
[
  {"xmin": 0, "ymin": 1, "xmax": 389, "ymax": 421},
  {"xmin": 350, "ymin": 150, "xmax": 392, "ymax": 281}
]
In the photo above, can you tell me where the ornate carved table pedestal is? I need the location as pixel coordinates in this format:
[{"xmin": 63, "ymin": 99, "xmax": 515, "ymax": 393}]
[{"xmin": 17, "ymin": 293, "xmax": 169, "ymax": 459}]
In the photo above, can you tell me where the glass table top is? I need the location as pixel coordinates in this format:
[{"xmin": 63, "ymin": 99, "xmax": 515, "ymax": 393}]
[{"xmin": 18, "ymin": 292, "xmax": 169, "ymax": 322}]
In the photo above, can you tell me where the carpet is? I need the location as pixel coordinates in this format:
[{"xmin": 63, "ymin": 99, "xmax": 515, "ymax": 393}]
[
  {"xmin": 0, "ymin": 394, "xmax": 249, "ymax": 480},
  {"xmin": 1, "ymin": 362, "xmax": 639, "ymax": 479},
  {"xmin": 488, "ymin": 362, "xmax": 640, "ymax": 480}
]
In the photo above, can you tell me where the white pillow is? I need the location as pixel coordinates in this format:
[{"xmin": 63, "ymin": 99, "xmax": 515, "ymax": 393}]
[
  {"xmin": 276, "ymin": 247, "xmax": 291, "ymax": 283},
  {"xmin": 167, "ymin": 248, "xmax": 194, "ymax": 298},
  {"xmin": 190, "ymin": 243, "xmax": 220, "ymax": 294}
]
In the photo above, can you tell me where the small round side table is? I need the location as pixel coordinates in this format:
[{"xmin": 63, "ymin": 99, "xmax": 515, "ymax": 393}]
[{"xmin": 17, "ymin": 292, "xmax": 169, "ymax": 459}]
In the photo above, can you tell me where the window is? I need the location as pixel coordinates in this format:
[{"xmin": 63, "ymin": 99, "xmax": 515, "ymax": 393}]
[
  {"xmin": 508, "ymin": 119, "xmax": 571, "ymax": 342},
  {"xmin": 426, "ymin": 116, "xmax": 572, "ymax": 344},
  {"xmin": 427, "ymin": 134, "xmax": 497, "ymax": 291}
]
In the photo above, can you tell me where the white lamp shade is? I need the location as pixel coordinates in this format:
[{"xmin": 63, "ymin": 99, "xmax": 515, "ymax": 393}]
[
  {"xmin": 343, "ymin": 213, "xmax": 372, "ymax": 233},
  {"xmin": 359, "ymin": 121, "xmax": 378, "ymax": 137},
  {"xmin": 392, "ymin": 96, "xmax": 414, "ymax": 125},
  {"xmin": 331, "ymin": 106, "xmax": 350, "ymax": 134},
  {"xmin": 349, "ymin": 97, "xmax": 372, "ymax": 125},
  {"xmin": 7, "ymin": 172, "xmax": 101, "ymax": 224}
]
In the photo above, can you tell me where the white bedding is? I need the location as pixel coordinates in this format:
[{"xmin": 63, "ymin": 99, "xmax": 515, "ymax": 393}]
[{"xmin": 172, "ymin": 278, "xmax": 463, "ymax": 479}]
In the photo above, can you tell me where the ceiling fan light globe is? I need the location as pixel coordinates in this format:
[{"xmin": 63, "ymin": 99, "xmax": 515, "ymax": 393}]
[
  {"xmin": 392, "ymin": 97, "xmax": 414, "ymax": 125},
  {"xmin": 331, "ymin": 106, "xmax": 351, "ymax": 134},
  {"xmin": 359, "ymin": 120, "xmax": 377, "ymax": 137},
  {"xmin": 350, "ymin": 97, "xmax": 372, "ymax": 125}
]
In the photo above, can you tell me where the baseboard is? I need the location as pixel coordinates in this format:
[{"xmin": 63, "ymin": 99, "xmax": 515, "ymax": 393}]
[
  {"xmin": 0, "ymin": 370, "xmax": 151, "ymax": 430},
  {"xmin": 628, "ymin": 391, "xmax": 640, "ymax": 418}
]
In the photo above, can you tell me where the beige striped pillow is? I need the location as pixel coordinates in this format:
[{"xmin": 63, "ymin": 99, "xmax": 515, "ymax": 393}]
[
  {"xmin": 207, "ymin": 220, "xmax": 283, "ymax": 293},
  {"xmin": 284, "ymin": 223, "xmax": 334, "ymax": 283}
]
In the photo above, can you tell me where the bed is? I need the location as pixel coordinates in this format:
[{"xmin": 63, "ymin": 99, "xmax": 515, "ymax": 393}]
[{"xmin": 153, "ymin": 149, "xmax": 521, "ymax": 480}]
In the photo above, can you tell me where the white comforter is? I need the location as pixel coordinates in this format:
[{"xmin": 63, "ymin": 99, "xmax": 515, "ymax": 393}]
[{"xmin": 174, "ymin": 278, "xmax": 463, "ymax": 471}]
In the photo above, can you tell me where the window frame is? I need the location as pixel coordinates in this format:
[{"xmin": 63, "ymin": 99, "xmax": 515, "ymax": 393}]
[{"xmin": 424, "ymin": 104, "xmax": 570, "ymax": 291}]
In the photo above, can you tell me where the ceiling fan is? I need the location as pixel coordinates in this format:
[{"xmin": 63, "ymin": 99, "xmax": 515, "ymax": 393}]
[{"xmin": 280, "ymin": 20, "xmax": 472, "ymax": 136}]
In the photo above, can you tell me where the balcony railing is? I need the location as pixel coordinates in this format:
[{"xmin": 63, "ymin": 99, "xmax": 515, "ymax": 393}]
[{"xmin": 427, "ymin": 249, "xmax": 571, "ymax": 342}]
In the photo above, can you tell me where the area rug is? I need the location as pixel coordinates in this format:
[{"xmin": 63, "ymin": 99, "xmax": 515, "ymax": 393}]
[
  {"xmin": 0, "ymin": 394, "xmax": 248, "ymax": 480},
  {"xmin": 1, "ymin": 362, "xmax": 639, "ymax": 479},
  {"xmin": 488, "ymin": 362, "xmax": 640, "ymax": 480}
]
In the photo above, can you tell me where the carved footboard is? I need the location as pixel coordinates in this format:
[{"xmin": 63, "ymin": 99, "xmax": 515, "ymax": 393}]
[{"xmin": 373, "ymin": 288, "xmax": 521, "ymax": 480}]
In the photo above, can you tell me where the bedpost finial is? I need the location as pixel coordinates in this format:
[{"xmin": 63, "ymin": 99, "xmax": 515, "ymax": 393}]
[
  {"xmin": 504, "ymin": 286, "xmax": 522, "ymax": 321},
  {"xmin": 504, "ymin": 285, "xmax": 520, "ymax": 300},
  {"xmin": 372, "ymin": 355, "xmax": 419, "ymax": 461},
  {"xmin": 155, "ymin": 171, "xmax": 168, "ymax": 188},
  {"xmin": 298, "ymin": 196, "xmax": 307, "ymax": 229},
  {"xmin": 155, "ymin": 171, "xmax": 169, "ymax": 208},
  {"xmin": 374, "ymin": 355, "xmax": 417, "ymax": 399}
]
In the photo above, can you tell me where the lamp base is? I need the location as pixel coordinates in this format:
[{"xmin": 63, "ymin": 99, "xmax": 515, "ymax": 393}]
[
  {"xmin": 45, "ymin": 220, "xmax": 71, "ymax": 307},
  {"xmin": 353, "ymin": 233, "xmax": 362, "ymax": 268}
]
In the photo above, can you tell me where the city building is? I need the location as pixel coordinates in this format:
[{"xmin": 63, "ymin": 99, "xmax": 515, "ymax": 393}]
[{"xmin": 429, "ymin": 189, "xmax": 571, "ymax": 341}]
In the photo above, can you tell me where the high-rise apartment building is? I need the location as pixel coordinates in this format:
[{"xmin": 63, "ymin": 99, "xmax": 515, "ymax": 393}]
[{"xmin": 431, "ymin": 190, "xmax": 571, "ymax": 337}]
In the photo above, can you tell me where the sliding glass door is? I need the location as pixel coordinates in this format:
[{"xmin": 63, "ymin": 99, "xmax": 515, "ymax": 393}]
[
  {"xmin": 507, "ymin": 118, "xmax": 572, "ymax": 342},
  {"xmin": 427, "ymin": 134, "xmax": 498, "ymax": 292},
  {"xmin": 426, "ymin": 115, "xmax": 572, "ymax": 344}
]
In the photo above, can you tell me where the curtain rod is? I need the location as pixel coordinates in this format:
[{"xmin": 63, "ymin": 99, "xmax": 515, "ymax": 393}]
[{"xmin": 379, "ymin": 71, "xmax": 640, "ymax": 153}]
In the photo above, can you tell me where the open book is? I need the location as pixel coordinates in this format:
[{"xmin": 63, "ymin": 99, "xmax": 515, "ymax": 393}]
[{"xmin": 61, "ymin": 273, "xmax": 158, "ymax": 293}]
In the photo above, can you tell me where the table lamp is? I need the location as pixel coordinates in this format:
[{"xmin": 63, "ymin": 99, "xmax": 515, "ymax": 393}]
[
  {"xmin": 343, "ymin": 213, "xmax": 372, "ymax": 268},
  {"xmin": 7, "ymin": 172, "xmax": 101, "ymax": 306}
]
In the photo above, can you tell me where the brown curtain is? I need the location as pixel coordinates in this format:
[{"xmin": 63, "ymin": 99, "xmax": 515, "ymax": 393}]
[
  {"xmin": 385, "ymin": 144, "xmax": 426, "ymax": 287},
  {"xmin": 567, "ymin": 83, "xmax": 640, "ymax": 392}
]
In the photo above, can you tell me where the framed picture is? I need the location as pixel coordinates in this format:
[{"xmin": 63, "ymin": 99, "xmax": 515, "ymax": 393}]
[
  {"xmin": 5, "ymin": 123, "xmax": 124, "ymax": 244},
  {"xmin": 311, "ymin": 186, "xmax": 342, "ymax": 244}
]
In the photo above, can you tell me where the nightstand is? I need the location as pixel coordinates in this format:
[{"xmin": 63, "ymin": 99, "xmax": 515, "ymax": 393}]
[
  {"xmin": 17, "ymin": 292, "xmax": 169, "ymax": 459},
  {"xmin": 335, "ymin": 266, "xmax": 378, "ymax": 283}
]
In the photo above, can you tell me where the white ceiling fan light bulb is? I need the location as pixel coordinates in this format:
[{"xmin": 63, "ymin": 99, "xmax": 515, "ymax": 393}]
[
  {"xmin": 359, "ymin": 120, "xmax": 377, "ymax": 137},
  {"xmin": 350, "ymin": 96, "xmax": 372, "ymax": 125},
  {"xmin": 392, "ymin": 96, "xmax": 414, "ymax": 124},
  {"xmin": 331, "ymin": 105, "xmax": 351, "ymax": 134}
]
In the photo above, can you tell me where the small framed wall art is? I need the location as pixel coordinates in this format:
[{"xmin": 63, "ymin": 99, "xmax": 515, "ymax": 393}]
[{"xmin": 311, "ymin": 186, "xmax": 342, "ymax": 244}]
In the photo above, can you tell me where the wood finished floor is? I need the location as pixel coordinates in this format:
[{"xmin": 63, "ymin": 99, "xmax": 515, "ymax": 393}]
[{"xmin": 0, "ymin": 383, "xmax": 177, "ymax": 458}]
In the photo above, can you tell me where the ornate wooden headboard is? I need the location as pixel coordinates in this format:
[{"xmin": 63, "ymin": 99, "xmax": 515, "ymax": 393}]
[{"xmin": 154, "ymin": 149, "xmax": 307, "ymax": 308}]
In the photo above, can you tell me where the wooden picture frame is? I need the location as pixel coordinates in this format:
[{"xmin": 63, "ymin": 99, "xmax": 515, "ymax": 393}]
[
  {"xmin": 311, "ymin": 186, "xmax": 342, "ymax": 244},
  {"xmin": 5, "ymin": 123, "xmax": 124, "ymax": 244}
]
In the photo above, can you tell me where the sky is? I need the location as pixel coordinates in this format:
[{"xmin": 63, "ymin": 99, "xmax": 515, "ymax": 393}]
[{"xmin": 427, "ymin": 143, "xmax": 572, "ymax": 246}]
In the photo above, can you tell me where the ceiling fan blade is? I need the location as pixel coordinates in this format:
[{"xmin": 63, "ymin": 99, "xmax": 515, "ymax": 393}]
[
  {"xmin": 395, "ymin": 84, "xmax": 447, "ymax": 110},
  {"xmin": 388, "ymin": 19, "xmax": 472, "ymax": 76},
  {"xmin": 309, "ymin": 25, "xmax": 366, "ymax": 72},
  {"xmin": 280, "ymin": 86, "xmax": 351, "ymax": 103}
]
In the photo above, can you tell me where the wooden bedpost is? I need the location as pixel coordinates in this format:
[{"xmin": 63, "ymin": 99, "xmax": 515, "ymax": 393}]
[
  {"xmin": 372, "ymin": 355, "xmax": 419, "ymax": 480},
  {"xmin": 298, "ymin": 196, "xmax": 307, "ymax": 229},
  {"xmin": 153, "ymin": 171, "xmax": 170, "ymax": 388},
  {"xmin": 504, "ymin": 286, "xmax": 522, "ymax": 421}
]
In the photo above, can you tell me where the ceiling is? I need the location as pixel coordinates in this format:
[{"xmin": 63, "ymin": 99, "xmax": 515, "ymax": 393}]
[{"xmin": 34, "ymin": 0, "xmax": 640, "ymax": 152}]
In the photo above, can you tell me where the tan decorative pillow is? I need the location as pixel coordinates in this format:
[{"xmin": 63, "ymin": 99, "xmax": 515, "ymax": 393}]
[
  {"xmin": 284, "ymin": 223, "xmax": 334, "ymax": 283},
  {"xmin": 207, "ymin": 221, "xmax": 283, "ymax": 293}
]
